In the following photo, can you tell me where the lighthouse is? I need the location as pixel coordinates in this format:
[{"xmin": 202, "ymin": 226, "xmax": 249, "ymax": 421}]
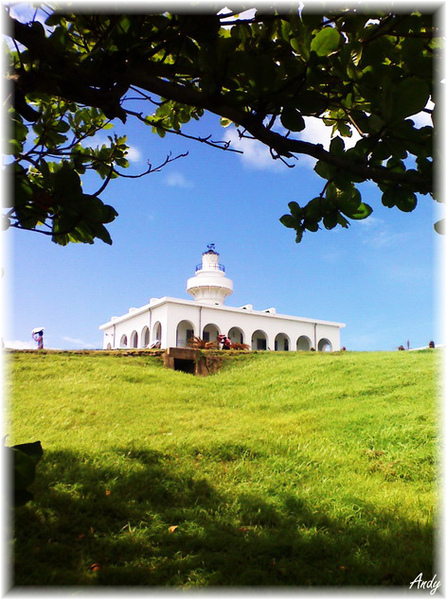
[
  {"xmin": 186, "ymin": 244, "xmax": 233, "ymax": 305},
  {"xmin": 100, "ymin": 244, "xmax": 345, "ymax": 352}
]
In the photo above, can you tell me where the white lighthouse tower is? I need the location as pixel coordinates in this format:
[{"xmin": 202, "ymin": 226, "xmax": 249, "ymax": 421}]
[{"xmin": 186, "ymin": 244, "xmax": 233, "ymax": 305}]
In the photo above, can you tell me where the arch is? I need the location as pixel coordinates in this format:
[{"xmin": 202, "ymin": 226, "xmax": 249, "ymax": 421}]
[
  {"xmin": 228, "ymin": 326, "xmax": 245, "ymax": 345},
  {"xmin": 130, "ymin": 330, "xmax": 138, "ymax": 348},
  {"xmin": 202, "ymin": 323, "xmax": 220, "ymax": 343},
  {"xmin": 176, "ymin": 320, "xmax": 195, "ymax": 347},
  {"xmin": 141, "ymin": 326, "xmax": 150, "ymax": 348},
  {"xmin": 297, "ymin": 335, "xmax": 312, "ymax": 351},
  {"xmin": 318, "ymin": 338, "xmax": 333, "ymax": 352},
  {"xmin": 251, "ymin": 329, "xmax": 268, "ymax": 351},
  {"xmin": 120, "ymin": 334, "xmax": 128, "ymax": 348},
  {"xmin": 274, "ymin": 332, "xmax": 290, "ymax": 351},
  {"xmin": 106, "ymin": 343, "xmax": 112, "ymax": 350},
  {"xmin": 152, "ymin": 321, "xmax": 162, "ymax": 346}
]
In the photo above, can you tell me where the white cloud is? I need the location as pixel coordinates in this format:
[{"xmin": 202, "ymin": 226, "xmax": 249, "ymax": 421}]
[
  {"xmin": 219, "ymin": 8, "xmax": 257, "ymax": 28},
  {"xmin": 223, "ymin": 117, "xmax": 361, "ymax": 171},
  {"xmin": 298, "ymin": 117, "xmax": 362, "ymax": 165},
  {"xmin": 357, "ymin": 217, "xmax": 411, "ymax": 249},
  {"xmin": 299, "ymin": 117, "xmax": 332, "ymax": 150},
  {"xmin": 4, "ymin": 340, "xmax": 34, "ymax": 350},
  {"xmin": 355, "ymin": 215, "xmax": 383, "ymax": 230},
  {"xmin": 412, "ymin": 113, "xmax": 431, "ymax": 129},
  {"xmin": 223, "ymin": 128, "xmax": 287, "ymax": 171},
  {"xmin": 9, "ymin": 5, "xmax": 48, "ymax": 26},
  {"xmin": 164, "ymin": 171, "xmax": 194, "ymax": 188},
  {"xmin": 369, "ymin": 229, "xmax": 411, "ymax": 249},
  {"xmin": 411, "ymin": 108, "xmax": 433, "ymax": 129},
  {"xmin": 125, "ymin": 145, "xmax": 142, "ymax": 163}
]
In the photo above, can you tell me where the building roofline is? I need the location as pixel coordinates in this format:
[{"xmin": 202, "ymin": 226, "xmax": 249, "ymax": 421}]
[{"xmin": 99, "ymin": 296, "xmax": 345, "ymax": 330}]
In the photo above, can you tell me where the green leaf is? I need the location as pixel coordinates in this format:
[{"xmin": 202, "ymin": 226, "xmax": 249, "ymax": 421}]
[
  {"xmin": 333, "ymin": 120, "xmax": 352, "ymax": 137},
  {"xmin": 391, "ymin": 77, "xmax": 430, "ymax": 120},
  {"xmin": 295, "ymin": 229, "xmax": 304, "ymax": 243},
  {"xmin": 323, "ymin": 213, "xmax": 338, "ymax": 230},
  {"xmin": 314, "ymin": 160, "xmax": 335, "ymax": 180},
  {"xmin": 93, "ymin": 223, "xmax": 113, "ymax": 245},
  {"xmin": 336, "ymin": 186, "xmax": 363, "ymax": 217},
  {"xmin": 349, "ymin": 202, "xmax": 373, "ymax": 220},
  {"xmin": 288, "ymin": 201, "xmax": 302, "ymax": 219},
  {"xmin": 294, "ymin": 90, "xmax": 328, "ymax": 116},
  {"xmin": 53, "ymin": 211, "xmax": 80, "ymax": 235},
  {"xmin": 304, "ymin": 197, "xmax": 324, "ymax": 221},
  {"xmin": 7, "ymin": 139, "xmax": 23, "ymax": 155},
  {"xmin": 371, "ymin": 141, "xmax": 393, "ymax": 162},
  {"xmin": 117, "ymin": 16, "xmax": 132, "ymax": 34},
  {"xmin": 69, "ymin": 225, "xmax": 95, "ymax": 244},
  {"xmin": 303, "ymin": 219, "xmax": 319, "ymax": 232},
  {"xmin": 14, "ymin": 118, "xmax": 29, "ymax": 144},
  {"xmin": 45, "ymin": 12, "xmax": 64, "ymax": 26},
  {"xmin": 330, "ymin": 136, "xmax": 345, "ymax": 155},
  {"xmin": 325, "ymin": 182, "xmax": 339, "ymax": 203},
  {"xmin": 280, "ymin": 108, "xmax": 305, "ymax": 132},
  {"xmin": 311, "ymin": 27, "xmax": 340, "ymax": 57},
  {"xmin": 101, "ymin": 204, "xmax": 119, "ymax": 224},
  {"xmin": 386, "ymin": 157, "xmax": 405, "ymax": 172},
  {"xmin": 279, "ymin": 214, "xmax": 297, "ymax": 228},
  {"xmin": 14, "ymin": 172, "xmax": 34, "ymax": 207},
  {"xmin": 382, "ymin": 189, "xmax": 396, "ymax": 208},
  {"xmin": 56, "ymin": 120, "xmax": 70, "ymax": 133},
  {"xmin": 395, "ymin": 189, "xmax": 418, "ymax": 212},
  {"xmin": 337, "ymin": 214, "xmax": 350, "ymax": 228},
  {"xmin": 152, "ymin": 125, "xmax": 166, "ymax": 138},
  {"xmin": 350, "ymin": 41, "xmax": 363, "ymax": 66},
  {"xmin": 53, "ymin": 162, "xmax": 82, "ymax": 202}
]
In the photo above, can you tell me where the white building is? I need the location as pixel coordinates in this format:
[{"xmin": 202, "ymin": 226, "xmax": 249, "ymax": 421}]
[{"xmin": 99, "ymin": 245, "xmax": 345, "ymax": 352}]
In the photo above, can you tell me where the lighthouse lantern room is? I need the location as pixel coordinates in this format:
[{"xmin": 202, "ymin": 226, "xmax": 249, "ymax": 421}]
[{"xmin": 186, "ymin": 243, "xmax": 233, "ymax": 306}]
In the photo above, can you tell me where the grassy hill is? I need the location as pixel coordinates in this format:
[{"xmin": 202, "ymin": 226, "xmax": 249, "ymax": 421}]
[{"xmin": 6, "ymin": 350, "xmax": 440, "ymax": 588}]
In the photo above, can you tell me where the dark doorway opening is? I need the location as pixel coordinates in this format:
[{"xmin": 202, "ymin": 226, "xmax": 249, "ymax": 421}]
[
  {"xmin": 174, "ymin": 358, "xmax": 196, "ymax": 374},
  {"xmin": 257, "ymin": 339, "xmax": 267, "ymax": 350}
]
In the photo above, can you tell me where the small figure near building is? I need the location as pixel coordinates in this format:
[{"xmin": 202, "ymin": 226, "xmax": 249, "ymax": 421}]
[
  {"xmin": 32, "ymin": 327, "xmax": 44, "ymax": 350},
  {"xmin": 217, "ymin": 334, "xmax": 231, "ymax": 350}
]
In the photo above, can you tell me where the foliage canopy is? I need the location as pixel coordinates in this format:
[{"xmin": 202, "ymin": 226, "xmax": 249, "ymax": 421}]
[{"xmin": 3, "ymin": 5, "xmax": 440, "ymax": 244}]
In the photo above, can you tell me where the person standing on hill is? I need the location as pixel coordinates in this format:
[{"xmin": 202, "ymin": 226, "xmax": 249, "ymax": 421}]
[{"xmin": 32, "ymin": 328, "xmax": 44, "ymax": 350}]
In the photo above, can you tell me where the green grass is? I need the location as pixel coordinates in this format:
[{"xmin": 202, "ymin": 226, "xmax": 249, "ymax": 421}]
[{"xmin": 6, "ymin": 350, "xmax": 441, "ymax": 588}]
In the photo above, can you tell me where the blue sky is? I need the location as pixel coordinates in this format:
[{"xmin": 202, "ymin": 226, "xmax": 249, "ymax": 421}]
[
  {"xmin": 2, "ymin": 7, "xmax": 443, "ymax": 352},
  {"xmin": 3, "ymin": 107, "xmax": 441, "ymax": 352}
]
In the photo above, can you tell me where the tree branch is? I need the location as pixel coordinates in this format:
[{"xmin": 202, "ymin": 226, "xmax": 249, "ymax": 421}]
[
  {"xmin": 114, "ymin": 151, "xmax": 189, "ymax": 178},
  {"xmin": 125, "ymin": 65, "xmax": 430, "ymax": 192},
  {"xmin": 126, "ymin": 109, "xmax": 243, "ymax": 154},
  {"xmin": 5, "ymin": 8, "xmax": 432, "ymax": 195}
]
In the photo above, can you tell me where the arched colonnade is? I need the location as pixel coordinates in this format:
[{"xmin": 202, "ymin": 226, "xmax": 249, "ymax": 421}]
[{"xmin": 117, "ymin": 321, "xmax": 333, "ymax": 352}]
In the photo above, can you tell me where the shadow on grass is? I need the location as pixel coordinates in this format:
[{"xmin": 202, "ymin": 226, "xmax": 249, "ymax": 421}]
[{"xmin": 13, "ymin": 448, "xmax": 435, "ymax": 588}]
